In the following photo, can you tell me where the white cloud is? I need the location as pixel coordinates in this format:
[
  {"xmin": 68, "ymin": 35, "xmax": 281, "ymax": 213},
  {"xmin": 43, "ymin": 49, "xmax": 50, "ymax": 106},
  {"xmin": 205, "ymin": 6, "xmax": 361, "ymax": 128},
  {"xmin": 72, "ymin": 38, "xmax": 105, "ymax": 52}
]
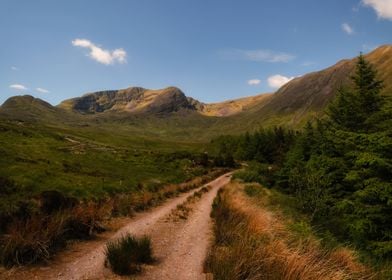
[
  {"xmin": 112, "ymin": 49, "xmax": 127, "ymax": 63},
  {"xmin": 36, "ymin": 87, "xmax": 50, "ymax": 94},
  {"xmin": 9, "ymin": 84, "xmax": 27, "ymax": 90},
  {"xmin": 362, "ymin": 0, "xmax": 392, "ymax": 20},
  {"xmin": 72, "ymin": 38, "xmax": 127, "ymax": 65},
  {"xmin": 220, "ymin": 49, "xmax": 295, "ymax": 63},
  {"xmin": 342, "ymin": 23, "xmax": 354, "ymax": 35},
  {"xmin": 247, "ymin": 79, "xmax": 261, "ymax": 86},
  {"xmin": 267, "ymin": 74, "xmax": 294, "ymax": 89},
  {"xmin": 11, "ymin": 66, "xmax": 19, "ymax": 71}
]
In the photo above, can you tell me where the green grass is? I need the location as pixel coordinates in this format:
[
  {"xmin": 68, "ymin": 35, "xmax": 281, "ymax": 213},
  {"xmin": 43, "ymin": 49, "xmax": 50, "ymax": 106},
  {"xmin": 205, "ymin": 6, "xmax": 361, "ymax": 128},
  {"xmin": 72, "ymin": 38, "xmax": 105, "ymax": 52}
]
[
  {"xmin": 105, "ymin": 234, "xmax": 153, "ymax": 275},
  {"xmin": 0, "ymin": 120, "xmax": 210, "ymax": 210}
]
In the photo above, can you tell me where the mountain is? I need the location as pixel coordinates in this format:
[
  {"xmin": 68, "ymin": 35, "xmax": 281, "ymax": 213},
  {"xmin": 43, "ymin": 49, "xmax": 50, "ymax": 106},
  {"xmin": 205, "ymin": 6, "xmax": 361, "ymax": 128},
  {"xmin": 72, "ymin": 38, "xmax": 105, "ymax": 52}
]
[
  {"xmin": 248, "ymin": 45, "xmax": 392, "ymax": 126},
  {"xmin": 1, "ymin": 45, "xmax": 392, "ymax": 140},
  {"xmin": 0, "ymin": 95, "xmax": 71, "ymax": 122},
  {"xmin": 193, "ymin": 93, "xmax": 272, "ymax": 117},
  {"xmin": 55, "ymin": 44, "xmax": 392, "ymax": 127},
  {"xmin": 58, "ymin": 86, "xmax": 272, "ymax": 117},
  {"xmin": 58, "ymin": 87, "xmax": 197, "ymax": 115}
]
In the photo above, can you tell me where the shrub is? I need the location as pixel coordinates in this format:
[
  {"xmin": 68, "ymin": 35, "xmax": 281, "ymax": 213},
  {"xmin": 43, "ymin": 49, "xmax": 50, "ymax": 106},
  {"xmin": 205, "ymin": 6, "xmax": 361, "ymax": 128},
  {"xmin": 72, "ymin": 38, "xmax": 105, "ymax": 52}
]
[
  {"xmin": 105, "ymin": 234, "xmax": 153, "ymax": 275},
  {"xmin": 0, "ymin": 213, "xmax": 69, "ymax": 266},
  {"xmin": 233, "ymin": 170, "xmax": 264, "ymax": 184},
  {"xmin": 0, "ymin": 200, "xmax": 109, "ymax": 266},
  {"xmin": 39, "ymin": 190, "xmax": 78, "ymax": 214},
  {"xmin": 244, "ymin": 184, "xmax": 263, "ymax": 197}
]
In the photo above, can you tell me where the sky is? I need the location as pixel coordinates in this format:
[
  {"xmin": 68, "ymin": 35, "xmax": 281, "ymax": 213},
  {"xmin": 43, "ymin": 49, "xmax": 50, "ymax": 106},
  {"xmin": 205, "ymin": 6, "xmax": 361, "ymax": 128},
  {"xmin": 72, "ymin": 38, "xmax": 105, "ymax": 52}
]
[{"xmin": 1, "ymin": 0, "xmax": 392, "ymax": 105}]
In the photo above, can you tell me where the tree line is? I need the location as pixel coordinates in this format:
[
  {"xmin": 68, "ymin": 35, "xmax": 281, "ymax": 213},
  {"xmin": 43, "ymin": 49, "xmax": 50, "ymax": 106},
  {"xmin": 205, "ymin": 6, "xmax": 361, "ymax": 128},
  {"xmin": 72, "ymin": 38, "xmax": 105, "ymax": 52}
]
[{"xmin": 210, "ymin": 54, "xmax": 392, "ymax": 260}]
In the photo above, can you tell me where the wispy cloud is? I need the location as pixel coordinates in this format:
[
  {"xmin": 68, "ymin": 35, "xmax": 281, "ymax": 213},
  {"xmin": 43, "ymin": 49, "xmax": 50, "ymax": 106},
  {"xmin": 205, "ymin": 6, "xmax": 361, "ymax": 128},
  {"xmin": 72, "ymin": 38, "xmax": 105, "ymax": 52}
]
[
  {"xmin": 9, "ymin": 84, "xmax": 27, "ymax": 90},
  {"xmin": 72, "ymin": 38, "xmax": 127, "ymax": 65},
  {"xmin": 342, "ymin": 23, "xmax": 354, "ymax": 35},
  {"xmin": 11, "ymin": 66, "xmax": 19, "ymax": 71},
  {"xmin": 267, "ymin": 74, "xmax": 294, "ymax": 89},
  {"xmin": 247, "ymin": 79, "xmax": 261, "ymax": 86},
  {"xmin": 36, "ymin": 87, "xmax": 50, "ymax": 94},
  {"xmin": 362, "ymin": 0, "xmax": 392, "ymax": 20},
  {"xmin": 220, "ymin": 49, "xmax": 295, "ymax": 63}
]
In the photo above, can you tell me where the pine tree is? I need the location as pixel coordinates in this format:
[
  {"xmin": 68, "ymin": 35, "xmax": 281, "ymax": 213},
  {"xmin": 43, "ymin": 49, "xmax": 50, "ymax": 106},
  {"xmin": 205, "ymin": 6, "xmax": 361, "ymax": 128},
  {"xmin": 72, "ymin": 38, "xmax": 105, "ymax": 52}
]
[
  {"xmin": 352, "ymin": 53, "xmax": 383, "ymax": 116},
  {"xmin": 328, "ymin": 54, "xmax": 384, "ymax": 132}
]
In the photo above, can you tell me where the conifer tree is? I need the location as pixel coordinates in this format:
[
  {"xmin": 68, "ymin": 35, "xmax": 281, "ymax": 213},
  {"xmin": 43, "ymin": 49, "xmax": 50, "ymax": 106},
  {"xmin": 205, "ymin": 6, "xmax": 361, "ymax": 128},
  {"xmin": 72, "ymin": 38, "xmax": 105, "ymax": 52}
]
[{"xmin": 328, "ymin": 53, "xmax": 384, "ymax": 131}]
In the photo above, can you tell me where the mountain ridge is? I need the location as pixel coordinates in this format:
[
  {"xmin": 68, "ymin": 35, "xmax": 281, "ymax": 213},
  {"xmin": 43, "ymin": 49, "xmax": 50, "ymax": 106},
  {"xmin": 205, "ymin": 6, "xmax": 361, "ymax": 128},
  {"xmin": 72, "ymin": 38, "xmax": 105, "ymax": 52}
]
[
  {"xmin": 57, "ymin": 86, "xmax": 272, "ymax": 117},
  {"xmin": 1, "ymin": 44, "xmax": 392, "ymax": 138}
]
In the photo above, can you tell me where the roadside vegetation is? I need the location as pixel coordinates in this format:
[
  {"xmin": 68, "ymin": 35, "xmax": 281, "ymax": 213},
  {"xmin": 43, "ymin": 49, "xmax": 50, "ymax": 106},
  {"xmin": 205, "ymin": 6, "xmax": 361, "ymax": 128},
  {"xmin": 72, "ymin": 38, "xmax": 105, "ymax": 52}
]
[
  {"xmin": 105, "ymin": 234, "xmax": 153, "ymax": 275},
  {"xmin": 206, "ymin": 182, "xmax": 373, "ymax": 280},
  {"xmin": 0, "ymin": 167, "xmax": 228, "ymax": 266},
  {"xmin": 210, "ymin": 55, "xmax": 392, "ymax": 276}
]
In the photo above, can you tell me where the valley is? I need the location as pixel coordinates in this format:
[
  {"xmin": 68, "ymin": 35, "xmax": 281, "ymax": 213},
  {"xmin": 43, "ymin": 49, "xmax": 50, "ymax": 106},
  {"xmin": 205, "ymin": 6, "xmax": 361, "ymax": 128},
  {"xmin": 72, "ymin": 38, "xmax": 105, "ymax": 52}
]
[{"xmin": 1, "ymin": 44, "xmax": 391, "ymax": 279}]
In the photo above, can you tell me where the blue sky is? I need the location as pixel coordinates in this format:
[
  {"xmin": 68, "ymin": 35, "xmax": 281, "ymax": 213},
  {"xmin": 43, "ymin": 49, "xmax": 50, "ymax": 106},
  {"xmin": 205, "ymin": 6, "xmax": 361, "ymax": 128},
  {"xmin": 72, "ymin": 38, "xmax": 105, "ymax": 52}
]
[{"xmin": 1, "ymin": 0, "xmax": 391, "ymax": 105}]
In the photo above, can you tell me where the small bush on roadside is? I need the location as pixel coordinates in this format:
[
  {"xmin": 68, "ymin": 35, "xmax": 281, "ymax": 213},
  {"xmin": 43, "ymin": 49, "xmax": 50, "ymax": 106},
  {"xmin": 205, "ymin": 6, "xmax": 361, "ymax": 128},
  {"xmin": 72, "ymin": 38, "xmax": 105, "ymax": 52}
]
[
  {"xmin": 105, "ymin": 234, "xmax": 153, "ymax": 275},
  {"xmin": 0, "ymin": 212, "xmax": 69, "ymax": 266},
  {"xmin": 233, "ymin": 170, "xmax": 264, "ymax": 184},
  {"xmin": 244, "ymin": 184, "xmax": 263, "ymax": 197}
]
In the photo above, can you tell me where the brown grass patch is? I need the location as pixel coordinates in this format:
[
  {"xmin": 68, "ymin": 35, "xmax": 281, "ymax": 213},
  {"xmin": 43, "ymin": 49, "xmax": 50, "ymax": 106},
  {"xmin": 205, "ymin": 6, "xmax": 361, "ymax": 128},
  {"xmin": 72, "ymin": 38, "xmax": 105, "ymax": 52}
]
[
  {"xmin": 205, "ymin": 182, "xmax": 373, "ymax": 280},
  {"xmin": 168, "ymin": 185, "xmax": 212, "ymax": 221}
]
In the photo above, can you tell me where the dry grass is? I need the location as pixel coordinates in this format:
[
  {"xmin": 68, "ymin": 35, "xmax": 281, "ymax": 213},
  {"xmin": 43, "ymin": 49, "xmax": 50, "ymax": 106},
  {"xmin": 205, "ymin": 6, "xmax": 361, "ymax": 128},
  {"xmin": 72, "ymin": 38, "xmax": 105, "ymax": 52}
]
[
  {"xmin": 206, "ymin": 182, "xmax": 374, "ymax": 280},
  {"xmin": 169, "ymin": 185, "xmax": 212, "ymax": 221},
  {"xmin": 0, "ymin": 201, "xmax": 112, "ymax": 266},
  {"xmin": 111, "ymin": 169, "xmax": 226, "ymax": 216}
]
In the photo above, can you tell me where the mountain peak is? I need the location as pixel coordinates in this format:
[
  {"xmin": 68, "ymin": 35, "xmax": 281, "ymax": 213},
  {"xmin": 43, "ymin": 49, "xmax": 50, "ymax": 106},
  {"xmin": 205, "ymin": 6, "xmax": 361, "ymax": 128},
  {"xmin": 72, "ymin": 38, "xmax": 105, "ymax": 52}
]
[
  {"xmin": 2, "ymin": 95, "xmax": 53, "ymax": 109},
  {"xmin": 58, "ymin": 86, "xmax": 193, "ymax": 114}
]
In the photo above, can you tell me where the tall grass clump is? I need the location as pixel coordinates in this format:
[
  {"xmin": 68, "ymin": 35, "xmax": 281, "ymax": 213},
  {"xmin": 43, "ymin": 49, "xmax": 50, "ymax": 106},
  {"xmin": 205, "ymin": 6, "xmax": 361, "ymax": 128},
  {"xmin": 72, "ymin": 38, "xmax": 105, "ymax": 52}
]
[
  {"xmin": 0, "ymin": 195, "xmax": 111, "ymax": 266},
  {"xmin": 105, "ymin": 234, "xmax": 153, "ymax": 275}
]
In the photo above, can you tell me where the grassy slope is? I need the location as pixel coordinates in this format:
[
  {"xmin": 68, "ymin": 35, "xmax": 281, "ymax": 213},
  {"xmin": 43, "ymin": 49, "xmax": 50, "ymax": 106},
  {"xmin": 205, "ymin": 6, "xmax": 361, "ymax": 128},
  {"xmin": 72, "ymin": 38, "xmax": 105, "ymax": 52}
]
[
  {"xmin": 0, "ymin": 117, "xmax": 212, "ymax": 218},
  {"xmin": 0, "ymin": 96, "xmax": 216, "ymax": 215}
]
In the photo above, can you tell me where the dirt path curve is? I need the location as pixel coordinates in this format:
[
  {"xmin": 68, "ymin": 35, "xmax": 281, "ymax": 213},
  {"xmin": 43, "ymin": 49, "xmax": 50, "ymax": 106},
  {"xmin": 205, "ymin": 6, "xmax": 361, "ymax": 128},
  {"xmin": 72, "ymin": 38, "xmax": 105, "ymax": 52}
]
[
  {"xmin": 1, "ymin": 172, "xmax": 231, "ymax": 280},
  {"xmin": 133, "ymin": 173, "xmax": 231, "ymax": 280}
]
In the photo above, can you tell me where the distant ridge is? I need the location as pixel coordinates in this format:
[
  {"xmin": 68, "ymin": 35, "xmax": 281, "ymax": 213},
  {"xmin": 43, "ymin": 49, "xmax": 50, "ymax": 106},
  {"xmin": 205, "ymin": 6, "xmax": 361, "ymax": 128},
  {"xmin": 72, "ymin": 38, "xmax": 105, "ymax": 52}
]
[
  {"xmin": 58, "ymin": 86, "xmax": 272, "ymax": 117},
  {"xmin": 1, "ymin": 45, "xmax": 392, "ymax": 135}
]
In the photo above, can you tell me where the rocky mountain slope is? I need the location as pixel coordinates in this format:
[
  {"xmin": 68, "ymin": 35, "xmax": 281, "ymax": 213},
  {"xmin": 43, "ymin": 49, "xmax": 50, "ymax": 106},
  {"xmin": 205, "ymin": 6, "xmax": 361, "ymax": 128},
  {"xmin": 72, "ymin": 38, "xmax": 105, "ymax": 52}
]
[
  {"xmin": 58, "ymin": 87, "xmax": 195, "ymax": 115},
  {"xmin": 58, "ymin": 86, "xmax": 272, "ymax": 117}
]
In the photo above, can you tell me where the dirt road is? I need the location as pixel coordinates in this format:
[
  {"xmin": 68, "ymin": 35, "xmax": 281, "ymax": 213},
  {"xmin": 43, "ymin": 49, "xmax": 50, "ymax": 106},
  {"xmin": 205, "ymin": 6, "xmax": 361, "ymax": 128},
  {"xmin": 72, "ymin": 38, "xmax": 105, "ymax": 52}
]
[{"xmin": 1, "ymin": 172, "xmax": 231, "ymax": 280}]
